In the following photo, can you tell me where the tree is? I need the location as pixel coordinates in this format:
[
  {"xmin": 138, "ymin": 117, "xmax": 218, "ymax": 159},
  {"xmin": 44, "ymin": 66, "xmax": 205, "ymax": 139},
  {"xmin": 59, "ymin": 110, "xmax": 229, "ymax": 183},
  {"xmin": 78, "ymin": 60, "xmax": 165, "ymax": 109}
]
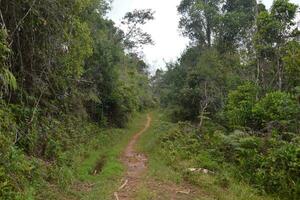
[
  {"xmin": 254, "ymin": 0, "xmax": 298, "ymax": 91},
  {"xmin": 178, "ymin": 0, "xmax": 221, "ymax": 46},
  {"xmin": 121, "ymin": 9, "xmax": 155, "ymax": 51},
  {"xmin": 217, "ymin": 0, "xmax": 257, "ymax": 52},
  {"xmin": 282, "ymin": 41, "xmax": 300, "ymax": 90}
]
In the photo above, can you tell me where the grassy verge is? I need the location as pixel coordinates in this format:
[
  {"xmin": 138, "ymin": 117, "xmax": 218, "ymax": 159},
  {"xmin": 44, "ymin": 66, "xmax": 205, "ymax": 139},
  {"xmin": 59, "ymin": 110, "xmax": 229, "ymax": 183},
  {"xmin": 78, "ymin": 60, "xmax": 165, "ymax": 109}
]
[
  {"xmin": 78, "ymin": 112, "xmax": 148, "ymax": 200},
  {"xmin": 137, "ymin": 111, "xmax": 275, "ymax": 200},
  {"xmin": 137, "ymin": 113, "xmax": 183, "ymax": 184},
  {"xmin": 38, "ymin": 112, "xmax": 148, "ymax": 200}
]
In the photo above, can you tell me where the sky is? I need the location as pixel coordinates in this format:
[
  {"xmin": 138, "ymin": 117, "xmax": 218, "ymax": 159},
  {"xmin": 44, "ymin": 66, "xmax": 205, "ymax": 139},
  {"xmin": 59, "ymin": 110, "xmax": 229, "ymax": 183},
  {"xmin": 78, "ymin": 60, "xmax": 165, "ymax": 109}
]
[{"xmin": 107, "ymin": 0, "xmax": 300, "ymax": 73}]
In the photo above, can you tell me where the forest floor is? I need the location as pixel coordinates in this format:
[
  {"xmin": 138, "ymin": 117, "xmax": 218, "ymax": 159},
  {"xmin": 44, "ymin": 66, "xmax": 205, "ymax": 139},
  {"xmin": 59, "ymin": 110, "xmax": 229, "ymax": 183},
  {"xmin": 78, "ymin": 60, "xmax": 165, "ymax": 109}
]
[{"xmin": 114, "ymin": 114, "xmax": 203, "ymax": 200}]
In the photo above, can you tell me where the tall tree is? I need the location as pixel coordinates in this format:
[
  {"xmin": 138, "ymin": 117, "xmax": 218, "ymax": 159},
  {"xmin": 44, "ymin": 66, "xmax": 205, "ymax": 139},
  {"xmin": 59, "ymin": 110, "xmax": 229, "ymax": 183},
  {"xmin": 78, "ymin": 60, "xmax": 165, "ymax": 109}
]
[
  {"xmin": 121, "ymin": 9, "xmax": 155, "ymax": 52},
  {"xmin": 178, "ymin": 0, "xmax": 221, "ymax": 46},
  {"xmin": 255, "ymin": 0, "xmax": 298, "ymax": 91},
  {"xmin": 217, "ymin": 0, "xmax": 257, "ymax": 52}
]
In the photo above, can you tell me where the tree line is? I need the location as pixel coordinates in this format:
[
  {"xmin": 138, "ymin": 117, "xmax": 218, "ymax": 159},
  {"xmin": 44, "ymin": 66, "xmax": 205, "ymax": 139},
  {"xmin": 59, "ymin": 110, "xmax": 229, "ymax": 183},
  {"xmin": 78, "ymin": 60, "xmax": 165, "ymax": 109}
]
[
  {"xmin": 152, "ymin": 0, "xmax": 300, "ymax": 199},
  {"xmin": 0, "ymin": 0, "xmax": 154, "ymax": 198}
]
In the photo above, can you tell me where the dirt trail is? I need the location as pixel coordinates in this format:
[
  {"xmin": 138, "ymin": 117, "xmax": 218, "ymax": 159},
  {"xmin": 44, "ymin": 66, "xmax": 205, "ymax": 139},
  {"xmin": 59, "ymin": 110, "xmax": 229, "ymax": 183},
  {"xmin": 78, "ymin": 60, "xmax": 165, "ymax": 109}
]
[
  {"xmin": 115, "ymin": 114, "xmax": 201, "ymax": 200},
  {"xmin": 115, "ymin": 114, "xmax": 151, "ymax": 199}
]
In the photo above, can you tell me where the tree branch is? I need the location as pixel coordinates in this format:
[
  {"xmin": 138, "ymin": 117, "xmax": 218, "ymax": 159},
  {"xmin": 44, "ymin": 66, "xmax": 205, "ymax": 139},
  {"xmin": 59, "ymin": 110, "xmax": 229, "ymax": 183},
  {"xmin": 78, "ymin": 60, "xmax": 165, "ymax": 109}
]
[{"xmin": 9, "ymin": 0, "xmax": 37, "ymax": 46}]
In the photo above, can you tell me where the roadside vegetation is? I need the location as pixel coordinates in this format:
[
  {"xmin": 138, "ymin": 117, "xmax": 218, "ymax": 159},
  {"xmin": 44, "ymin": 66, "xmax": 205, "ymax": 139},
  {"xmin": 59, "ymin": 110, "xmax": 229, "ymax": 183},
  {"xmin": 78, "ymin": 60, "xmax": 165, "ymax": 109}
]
[
  {"xmin": 151, "ymin": 0, "xmax": 300, "ymax": 199},
  {"xmin": 137, "ymin": 111, "xmax": 274, "ymax": 200},
  {"xmin": 0, "ymin": 0, "xmax": 153, "ymax": 199},
  {"xmin": 0, "ymin": 0, "xmax": 299, "ymax": 199},
  {"xmin": 32, "ymin": 113, "xmax": 148, "ymax": 200}
]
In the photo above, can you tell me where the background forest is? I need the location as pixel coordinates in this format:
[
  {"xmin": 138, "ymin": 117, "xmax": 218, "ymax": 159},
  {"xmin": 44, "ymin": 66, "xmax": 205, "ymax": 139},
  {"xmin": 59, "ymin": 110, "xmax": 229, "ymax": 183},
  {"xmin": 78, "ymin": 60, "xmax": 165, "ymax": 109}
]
[
  {"xmin": 0, "ymin": 0, "xmax": 299, "ymax": 199},
  {"xmin": 152, "ymin": 0, "xmax": 300, "ymax": 199},
  {"xmin": 0, "ymin": 0, "xmax": 154, "ymax": 199}
]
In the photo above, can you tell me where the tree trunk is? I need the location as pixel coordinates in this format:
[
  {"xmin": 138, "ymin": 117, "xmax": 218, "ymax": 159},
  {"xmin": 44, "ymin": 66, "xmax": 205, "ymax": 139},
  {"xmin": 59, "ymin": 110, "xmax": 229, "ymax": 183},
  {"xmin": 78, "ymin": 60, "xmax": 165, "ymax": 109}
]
[
  {"xmin": 198, "ymin": 81, "xmax": 209, "ymax": 130},
  {"xmin": 277, "ymin": 48, "xmax": 283, "ymax": 91},
  {"xmin": 278, "ymin": 60, "xmax": 283, "ymax": 91}
]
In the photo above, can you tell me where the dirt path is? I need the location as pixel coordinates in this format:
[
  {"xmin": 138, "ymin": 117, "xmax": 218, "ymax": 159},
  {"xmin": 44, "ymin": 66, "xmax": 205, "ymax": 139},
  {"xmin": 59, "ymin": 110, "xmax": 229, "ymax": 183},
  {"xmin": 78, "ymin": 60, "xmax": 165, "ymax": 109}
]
[
  {"xmin": 114, "ymin": 114, "xmax": 201, "ymax": 200},
  {"xmin": 115, "ymin": 114, "xmax": 152, "ymax": 200}
]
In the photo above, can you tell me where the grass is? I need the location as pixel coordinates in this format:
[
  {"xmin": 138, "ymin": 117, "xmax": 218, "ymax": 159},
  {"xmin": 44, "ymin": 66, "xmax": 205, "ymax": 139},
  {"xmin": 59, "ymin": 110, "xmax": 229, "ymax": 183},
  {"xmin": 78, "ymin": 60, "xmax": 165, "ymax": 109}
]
[
  {"xmin": 38, "ymin": 110, "xmax": 276, "ymax": 200},
  {"xmin": 135, "ymin": 185, "xmax": 158, "ymax": 200},
  {"xmin": 137, "ymin": 111, "xmax": 275, "ymax": 200},
  {"xmin": 38, "ymin": 112, "xmax": 148, "ymax": 200},
  {"xmin": 77, "ymin": 112, "xmax": 148, "ymax": 200},
  {"xmin": 137, "ymin": 113, "xmax": 183, "ymax": 184}
]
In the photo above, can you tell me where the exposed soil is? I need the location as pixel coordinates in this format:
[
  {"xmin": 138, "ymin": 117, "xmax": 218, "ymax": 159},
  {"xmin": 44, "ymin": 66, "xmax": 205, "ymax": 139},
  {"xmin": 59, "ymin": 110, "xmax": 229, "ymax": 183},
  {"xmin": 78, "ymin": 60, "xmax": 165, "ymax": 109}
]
[
  {"xmin": 114, "ymin": 114, "xmax": 203, "ymax": 200},
  {"xmin": 116, "ymin": 114, "xmax": 151, "ymax": 199}
]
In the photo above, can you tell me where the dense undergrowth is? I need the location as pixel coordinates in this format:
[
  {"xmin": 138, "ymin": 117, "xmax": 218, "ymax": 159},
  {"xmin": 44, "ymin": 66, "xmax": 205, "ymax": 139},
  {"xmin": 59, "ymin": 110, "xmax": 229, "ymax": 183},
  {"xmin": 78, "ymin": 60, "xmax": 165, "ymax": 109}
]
[
  {"xmin": 0, "ymin": 101, "xmax": 100, "ymax": 199},
  {"xmin": 1, "ymin": 0, "xmax": 300, "ymax": 199},
  {"xmin": 139, "ymin": 111, "xmax": 299, "ymax": 200},
  {"xmin": 1, "ymin": 102, "xmax": 148, "ymax": 199},
  {"xmin": 150, "ymin": 0, "xmax": 300, "ymax": 199},
  {"xmin": 0, "ymin": 0, "xmax": 154, "ymax": 199}
]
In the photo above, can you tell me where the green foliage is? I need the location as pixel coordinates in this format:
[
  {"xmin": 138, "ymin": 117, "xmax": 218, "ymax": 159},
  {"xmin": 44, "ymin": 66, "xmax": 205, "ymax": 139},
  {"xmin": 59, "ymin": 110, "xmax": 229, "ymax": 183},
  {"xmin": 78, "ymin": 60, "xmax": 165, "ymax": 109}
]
[
  {"xmin": 259, "ymin": 143, "xmax": 300, "ymax": 198},
  {"xmin": 62, "ymin": 18, "xmax": 93, "ymax": 78},
  {"xmin": 0, "ymin": 29, "xmax": 9, "ymax": 64},
  {"xmin": 0, "ymin": 69, "xmax": 17, "ymax": 91},
  {"xmin": 225, "ymin": 82, "xmax": 258, "ymax": 129},
  {"xmin": 217, "ymin": 0, "xmax": 257, "ymax": 52},
  {"xmin": 121, "ymin": 9, "xmax": 155, "ymax": 50},
  {"xmin": 152, "ymin": 47, "xmax": 240, "ymax": 122},
  {"xmin": 253, "ymin": 91, "xmax": 299, "ymax": 127},
  {"xmin": 138, "ymin": 112, "xmax": 274, "ymax": 200},
  {"xmin": 216, "ymin": 132, "xmax": 300, "ymax": 199},
  {"xmin": 225, "ymin": 84, "xmax": 299, "ymax": 132},
  {"xmin": 0, "ymin": 102, "xmax": 149, "ymax": 199},
  {"xmin": 0, "ymin": 102, "xmax": 36, "ymax": 199},
  {"xmin": 153, "ymin": 111, "xmax": 300, "ymax": 199},
  {"xmin": 0, "ymin": 29, "xmax": 17, "ymax": 93},
  {"xmin": 0, "ymin": 0, "xmax": 153, "ymax": 128},
  {"xmin": 0, "ymin": 0, "xmax": 154, "ymax": 198},
  {"xmin": 254, "ymin": 0, "xmax": 299, "ymax": 91},
  {"xmin": 282, "ymin": 41, "xmax": 300, "ymax": 89},
  {"xmin": 154, "ymin": 0, "xmax": 300, "ymax": 199}
]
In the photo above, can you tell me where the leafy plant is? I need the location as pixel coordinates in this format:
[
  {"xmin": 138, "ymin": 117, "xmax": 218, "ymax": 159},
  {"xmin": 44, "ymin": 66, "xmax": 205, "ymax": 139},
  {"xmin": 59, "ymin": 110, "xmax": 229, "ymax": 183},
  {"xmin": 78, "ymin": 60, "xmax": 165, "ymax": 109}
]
[
  {"xmin": 225, "ymin": 82, "xmax": 259, "ymax": 129},
  {"xmin": 253, "ymin": 91, "xmax": 299, "ymax": 129}
]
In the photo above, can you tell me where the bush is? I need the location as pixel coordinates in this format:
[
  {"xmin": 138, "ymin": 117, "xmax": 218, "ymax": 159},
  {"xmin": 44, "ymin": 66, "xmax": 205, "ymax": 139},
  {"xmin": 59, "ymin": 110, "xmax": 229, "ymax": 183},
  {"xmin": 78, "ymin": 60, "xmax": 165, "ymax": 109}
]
[
  {"xmin": 225, "ymin": 86, "xmax": 299, "ymax": 132},
  {"xmin": 258, "ymin": 143, "xmax": 300, "ymax": 198},
  {"xmin": 253, "ymin": 91, "xmax": 299, "ymax": 130},
  {"xmin": 225, "ymin": 82, "xmax": 259, "ymax": 129},
  {"xmin": 0, "ymin": 100, "xmax": 106, "ymax": 199},
  {"xmin": 213, "ymin": 131, "xmax": 300, "ymax": 199},
  {"xmin": 213, "ymin": 132, "xmax": 300, "ymax": 199},
  {"xmin": 157, "ymin": 116, "xmax": 300, "ymax": 199}
]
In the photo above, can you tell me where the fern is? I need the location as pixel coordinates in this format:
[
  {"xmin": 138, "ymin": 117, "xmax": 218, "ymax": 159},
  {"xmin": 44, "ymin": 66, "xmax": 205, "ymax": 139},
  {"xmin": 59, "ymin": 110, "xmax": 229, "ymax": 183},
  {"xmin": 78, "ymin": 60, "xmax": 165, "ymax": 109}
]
[
  {"xmin": 0, "ymin": 28, "xmax": 17, "ymax": 92},
  {"xmin": 0, "ymin": 68, "xmax": 17, "ymax": 91}
]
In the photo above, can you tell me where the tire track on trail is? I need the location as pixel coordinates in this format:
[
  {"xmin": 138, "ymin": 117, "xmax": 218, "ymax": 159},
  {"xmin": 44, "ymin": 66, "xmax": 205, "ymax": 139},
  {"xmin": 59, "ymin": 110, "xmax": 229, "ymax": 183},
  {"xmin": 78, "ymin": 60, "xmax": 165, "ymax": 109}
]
[{"xmin": 114, "ymin": 114, "xmax": 151, "ymax": 200}]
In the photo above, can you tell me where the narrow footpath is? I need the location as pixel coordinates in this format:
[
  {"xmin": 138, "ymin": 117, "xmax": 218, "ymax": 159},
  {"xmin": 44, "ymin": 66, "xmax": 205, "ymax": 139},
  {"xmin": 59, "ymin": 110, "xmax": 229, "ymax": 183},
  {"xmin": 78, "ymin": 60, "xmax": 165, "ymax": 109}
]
[
  {"xmin": 115, "ymin": 114, "xmax": 152, "ymax": 199},
  {"xmin": 114, "ymin": 114, "xmax": 201, "ymax": 200}
]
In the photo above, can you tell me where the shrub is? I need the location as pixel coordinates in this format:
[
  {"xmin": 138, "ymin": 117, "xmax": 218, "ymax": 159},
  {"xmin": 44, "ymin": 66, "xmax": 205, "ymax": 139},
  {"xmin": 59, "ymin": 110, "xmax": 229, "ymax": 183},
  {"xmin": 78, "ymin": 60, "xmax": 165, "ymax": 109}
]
[
  {"xmin": 215, "ymin": 132, "xmax": 300, "ymax": 199},
  {"xmin": 226, "ymin": 86, "xmax": 299, "ymax": 132},
  {"xmin": 225, "ymin": 82, "xmax": 259, "ymax": 129},
  {"xmin": 259, "ymin": 143, "xmax": 300, "ymax": 198},
  {"xmin": 154, "ymin": 111, "xmax": 300, "ymax": 199},
  {"xmin": 253, "ymin": 91, "xmax": 299, "ymax": 130}
]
